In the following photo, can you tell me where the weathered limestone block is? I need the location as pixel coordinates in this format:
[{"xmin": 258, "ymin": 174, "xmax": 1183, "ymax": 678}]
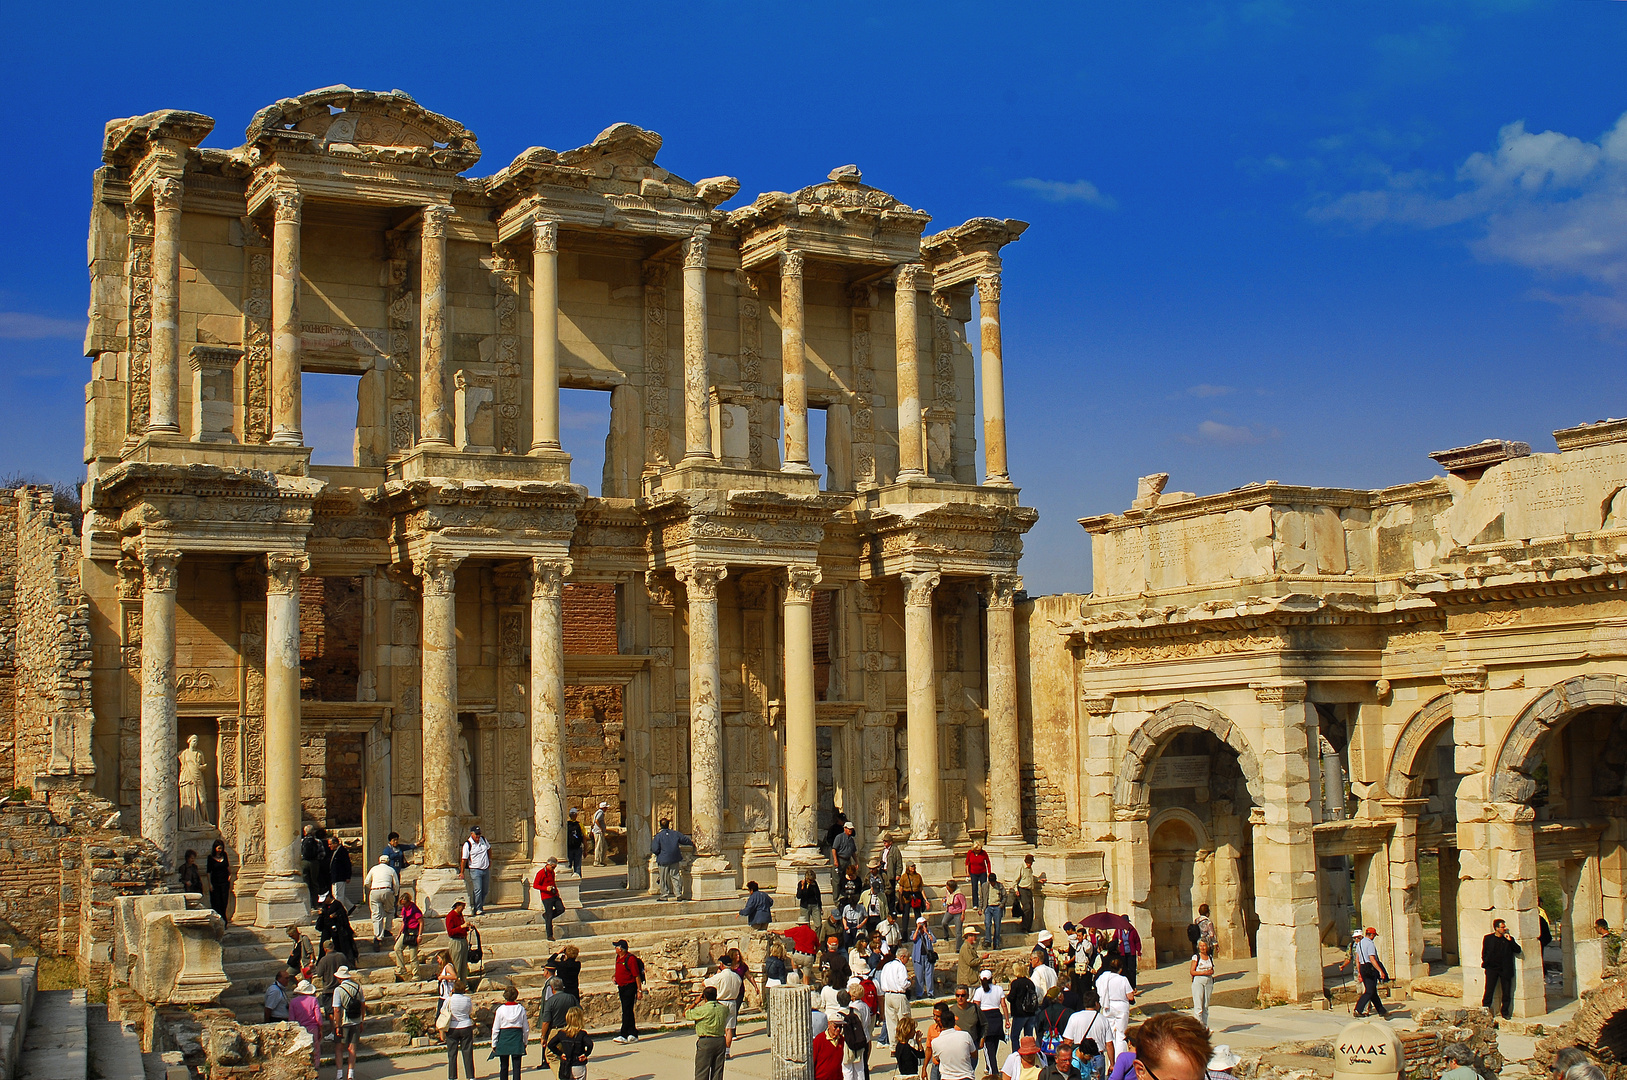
[
  {"xmin": 118, "ymin": 896, "xmax": 229, "ymax": 1004},
  {"xmin": 769, "ymin": 984, "xmax": 814, "ymax": 1080}
]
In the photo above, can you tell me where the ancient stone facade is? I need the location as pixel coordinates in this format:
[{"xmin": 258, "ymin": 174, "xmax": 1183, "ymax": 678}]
[
  {"xmin": 1020, "ymin": 424, "xmax": 1627, "ymax": 1011},
  {"xmin": 66, "ymin": 86, "xmax": 1037, "ymax": 926}
]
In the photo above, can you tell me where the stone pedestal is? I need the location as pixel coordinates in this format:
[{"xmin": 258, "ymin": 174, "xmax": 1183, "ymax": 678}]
[
  {"xmin": 775, "ymin": 849, "xmax": 829, "ymax": 898},
  {"xmin": 691, "ymin": 855, "xmax": 739, "ymax": 900},
  {"xmin": 120, "ymin": 897, "xmax": 229, "ymax": 1006},
  {"xmin": 416, "ymin": 867, "xmax": 467, "ymax": 919},
  {"xmin": 768, "ymin": 984, "xmax": 814, "ymax": 1080}
]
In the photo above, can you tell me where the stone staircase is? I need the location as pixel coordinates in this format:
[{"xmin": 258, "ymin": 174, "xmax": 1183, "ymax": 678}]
[{"xmin": 14, "ymin": 989, "xmax": 147, "ymax": 1080}]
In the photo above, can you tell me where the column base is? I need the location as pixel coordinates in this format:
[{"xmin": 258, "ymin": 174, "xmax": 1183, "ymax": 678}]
[
  {"xmin": 255, "ymin": 871, "xmax": 310, "ymax": 928},
  {"xmin": 982, "ymin": 475, "xmax": 1015, "ymax": 488},
  {"xmin": 781, "ymin": 462, "xmax": 815, "ymax": 475},
  {"xmin": 689, "ymin": 854, "xmax": 739, "ymax": 900},
  {"xmin": 417, "ymin": 867, "xmax": 468, "ymax": 918},
  {"xmin": 775, "ymin": 848, "xmax": 829, "ymax": 898},
  {"xmin": 902, "ymin": 841, "xmax": 956, "ymax": 892},
  {"xmin": 269, "ymin": 429, "xmax": 303, "ymax": 447}
]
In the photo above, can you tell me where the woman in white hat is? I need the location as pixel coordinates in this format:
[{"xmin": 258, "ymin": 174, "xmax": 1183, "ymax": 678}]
[
  {"xmin": 1207, "ymin": 1044, "xmax": 1241, "ymax": 1080},
  {"xmin": 288, "ymin": 977, "xmax": 323, "ymax": 1071}
]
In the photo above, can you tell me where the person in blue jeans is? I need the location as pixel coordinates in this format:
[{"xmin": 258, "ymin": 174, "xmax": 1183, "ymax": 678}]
[
  {"xmin": 983, "ymin": 872, "xmax": 1006, "ymax": 948},
  {"xmin": 459, "ymin": 826, "xmax": 490, "ymax": 915}
]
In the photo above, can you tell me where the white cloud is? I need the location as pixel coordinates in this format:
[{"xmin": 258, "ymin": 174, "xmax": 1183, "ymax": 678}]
[
  {"xmin": 1183, "ymin": 420, "xmax": 1279, "ymax": 447},
  {"xmin": 1010, "ymin": 178, "xmax": 1118, "ymax": 210},
  {"xmin": 0, "ymin": 312, "xmax": 84, "ymax": 339},
  {"xmin": 1310, "ymin": 111, "xmax": 1627, "ymax": 328},
  {"xmin": 1187, "ymin": 384, "xmax": 1235, "ymax": 398}
]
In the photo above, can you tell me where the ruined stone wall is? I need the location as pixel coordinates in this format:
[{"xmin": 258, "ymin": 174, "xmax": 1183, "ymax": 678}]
[
  {"xmin": 565, "ymin": 685, "xmax": 623, "ymax": 838},
  {"xmin": 0, "ymin": 491, "xmax": 17, "ymax": 794}
]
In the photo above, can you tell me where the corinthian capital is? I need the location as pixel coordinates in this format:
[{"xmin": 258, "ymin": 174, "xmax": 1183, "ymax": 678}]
[
  {"xmin": 678, "ymin": 563, "xmax": 728, "ymax": 602},
  {"xmin": 895, "ymin": 263, "xmax": 924, "ymax": 291},
  {"xmin": 532, "ymin": 219, "xmax": 559, "ymax": 254},
  {"xmin": 785, "ymin": 565, "xmax": 822, "ymax": 603},
  {"xmin": 421, "ymin": 204, "xmax": 454, "ymax": 237},
  {"xmin": 977, "ymin": 273, "xmax": 1002, "ymax": 305},
  {"xmin": 985, "ymin": 572, "xmax": 1022, "ymax": 610},
  {"xmin": 531, "ymin": 557, "xmax": 572, "ymax": 599},
  {"xmin": 683, "ymin": 232, "xmax": 709, "ymax": 271},
  {"xmin": 780, "ymin": 250, "xmax": 804, "ymax": 280},
  {"xmin": 265, "ymin": 552, "xmax": 310, "ymax": 596},
  {"xmin": 141, "ymin": 549, "xmax": 182, "ymax": 593},
  {"xmin": 901, "ymin": 570, "xmax": 940, "ymax": 609},
  {"xmin": 271, "ymin": 189, "xmax": 303, "ymax": 224},
  {"xmin": 414, "ymin": 552, "xmax": 463, "ymax": 597},
  {"xmin": 152, "ymin": 176, "xmax": 184, "ymax": 214}
]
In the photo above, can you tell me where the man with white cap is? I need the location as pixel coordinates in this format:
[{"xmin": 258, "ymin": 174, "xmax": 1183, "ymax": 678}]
[
  {"xmin": 1034, "ymin": 930, "xmax": 1058, "ymax": 971},
  {"xmin": 1207, "ymin": 1045, "xmax": 1241, "ymax": 1080},
  {"xmin": 593, "ymin": 801, "xmax": 610, "ymax": 866},
  {"xmin": 363, "ymin": 854, "xmax": 399, "ymax": 950},
  {"xmin": 330, "ymin": 966, "xmax": 365, "ymax": 1080}
]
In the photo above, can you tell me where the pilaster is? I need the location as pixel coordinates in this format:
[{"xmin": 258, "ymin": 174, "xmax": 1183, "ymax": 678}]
[{"xmin": 1249, "ymin": 678, "xmax": 1322, "ymax": 1002}]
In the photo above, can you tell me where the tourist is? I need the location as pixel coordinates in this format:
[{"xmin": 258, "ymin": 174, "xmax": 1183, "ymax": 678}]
[
  {"xmin": 932, "ymin": 1002, "xmax": 980, "ymax": 1080},
  {"xmin": 317, "ymin": 895, "xmax": 357, "ymax": 964},
  {"xmin": 1003, "ymin": 1035, "xmax": 1065, "ymax": 1080},
  {"xmin": 289, "ymin": 978, "xmax": 323, "ymax": 1071},
  {"xmin": 957, "ymin": 925, "xmax": 984, "ymax": 989},
  {"xmin": 440, "ymin": 977, "xmax": 475, "ymax": 1080},
  {"xmin": 837, "ymin": 992, "xmax": 872, "ymax": 1080},
  {"xmin": 534, "ymin": 857, "xmax": 565, "ymax": 940},
  {"xmin": 1009, "ymin": 959, "xmax": 1040, "ymax": 1044},
  {"xmin": 1058, "ymin": 985, "xmax": 1113, "ymax": 1079},
  {"xmin": 566, "ymin": 809, "xmax": 586, "ymax": 877},
  {"xmin": 861, "ymin": 869, "xmax": 888, "ymax": 933},
  {"xmin": 1190, "ymin": 940, "xmax": 1215, "ymax": 1029},
  {"xmin": 538, "ymin": 976, "xmax": 578, "ymax": 1067},
  {"xmin": 545, "ymin": 1006, "xmax": 593, "ymax": 1080},
  {"xmin": 1349, "ymin": 926, "xmax": 1391, "ymax": 1019},
  {"xmin": 1131, "ymin": 1013, "xmax": 1213, "ymax": 1080},
  {"xmin": 300, "ymin": 826, "xmax": 326, "ymax": 907},
  {"xmin": 850, "ymin": 937, "xmax": 876, "ymax": 979},
  {"xmin": 436, "ymin": 951, "xmax": 457, "ymax": 999},
  {"xmin": 1598, "ymin": 919, "xmax": 1623, "ymax": 965},
  {"xmin": 207, "ymin": 840, "xmax": 232, "ymax": 921},
  {"xmin": 546, "ymin": 944, "xmax": 582, "ymax": 998},
  {"xmin": 383, "ymin": 830, "xmax": 418, "ymax": 872},
  {"xmin": 899, "ymin": 862, "xmax": 926, "ymax": 919},
  {"xmin": 949, "ymin": 985, "xmax": 983, "ymax": 1049},
  {"xmin": 839, "ymin": 864, "xmax": 864, "ymax": 909},
  {"xmin": 741, "ymin": 880, "xmax": 773, "ymax": 930},
  {"xmin": 490, "ymin": 985, "xmax": 530, "ymax": 1080},
  {"xmin": 1566, "ymin": 1068, "xmax": 1608, "ymax": 1080},
  {"xmin": 1195, "ymin": 905, "xmax": 1217, "ymax": 951},
  {"xmin": 460, "ymin": 825, "xmax": 491, "ymax": 915},
  {"xmin": 822, "ymin": 932, "xmax": 853, "ymax": 992},
  {"xmin": 965, "ymin": 841, "xmax": 991, "ymax": 909},
  {"xmin": 1439, "ymin": 1044, "xmax": 1478, "ymax": 1080},
  {"xmin": 592, "ymin": 803, "xmax": 609, "ymax": 866},
  {"xmin": 974, "ymin": 968, "xmax": 1011, "ymax": 1076},
  {"xmin": 286, "ymin": 925, "xmax": 315, "ymax": 976},
  {"xmin": 840, "ymin": 897, "xmax": 865, "ymax": 944},
  {"xmin": 821, "ymin": 811, "xmax": 850, "ymax": 853},
  {"xmin": 611, "ymin": 939, "xmax": 645, "ymax": 1044},
  {"xmin": 1206, "ymin": 1045, "xmax": 1239, "ymax": 1080},
  {"xmin": 688, "ymin": 985, "xmax": 730, "ymax": 1080},
  {"xmin": 1096, "ymin": 956, "xmax": 1135, "ymax": 1054},
  {"xmin": 1481, "ymin": 918, "xmax": 1522, "ymax": 1020},
  {"xmin": 814, "ymin": 1010, "xmax": 847, "ymax": 1080},
  {"xmin": 705, "ymin": 955, "xmax": 744, "ymax": 1056},
  {"xmin": 984, "ymin": 872, "xmax": 1007, "ymax": 948},
  {"xmin": 942, "ymin": 881, "xmax": 967, "ymax": 942},
  {"xmin": 651, "ymin": 817, "xmax": 694, "ymax": 901},
  {"xmin": 1036, "ymin": 987, "xmax": 1071, "ymax": 1059},
  {"xmin": 445, "ymin": 900, "xmax": 472, "ymax": 980},
  {"xmin": 180, "ymin": 849, "xmax": 204, "ymax": 896},
  {"xmin": 764, "ymin": 941, "xmax": 791, "ymax": 1037},
  {"xmin": 331, "ymin": 966, "xmax": 366, "ymax": 1080},
  {"xmin": 394, "ymin": 892, "xmax": 423, "ymax": 978},
  {"xmin": 787, "ymin": 916, "xmax": 820, "ymax": 983},
  {"xmin": 912, "ymin": 917, "xmax": 938, "ymax": 999},
  {"xmin": 313, "ymin": 940, "xmax": 346, "ymax": 996},
  {"xmin": 799, "ymin": 870, "xmax": 825, "ymax": 926},
  {"xmin": 1015, "ymin": 856, "xmax": 1040, "ymax": 934},
  {"xmin": 879, "ymin": 909, "xmax": 904, "ymax": 956},
  {"xmin": 877, "ymin": 946, "xmax": 912, "ymax": 1044},
  {"xmin": 894, "ymin": 1015, "xmax": 926, "ymax": 1080},
  {"xmin": 1551, "ymin": 1047, "xmax": 1592, "ymax": 1080},
  {"xmin": 1030, "ymin": 949, "xmax": 1058, "ymax": 1000},
  {"xmin": 263, "ymin": 968, "xmax": 292, "ymax": 1022},
  {"xmin": 831, "ymin": 821, "xmax": 859, "ymax": 894},
  {"xmin": 327, "ymin": 836, "xmax": 353, "ymax": 910},
  {"xmin": 364, "ymin": 854, "xmax": 399, "ymax": 950},
  {"xmin": 881, "ymin": 836, "xmax": 904, "ymax": 913}
]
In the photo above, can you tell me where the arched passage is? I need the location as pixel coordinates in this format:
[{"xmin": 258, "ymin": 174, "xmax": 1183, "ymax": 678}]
[
  {"xmin": 1385, "ymin": 693, "xmax": 1465, "ymax": 969},
  {"xmin": 1114, "ymin": 700, "xmax": 1262, "ymax": 809}
]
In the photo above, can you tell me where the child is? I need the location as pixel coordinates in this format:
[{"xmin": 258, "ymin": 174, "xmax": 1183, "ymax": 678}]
[{"xmin": 893, "ymin": 1014, "xmax": 924, "ymax": 1080}]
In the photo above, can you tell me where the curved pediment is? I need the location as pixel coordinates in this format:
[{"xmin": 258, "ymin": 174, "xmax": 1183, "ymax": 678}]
[{"xmin": 243, "ymin": 86, "xmax": 480, "ymax": 171}]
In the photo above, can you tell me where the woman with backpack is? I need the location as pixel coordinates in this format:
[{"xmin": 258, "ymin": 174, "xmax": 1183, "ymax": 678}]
[
  {"xmin": 1036, "ymin": 986, "xmax": 1071, "ymax": 1060},
  {"xmin": 546, "ymin": 1006, "xmax": 594, "ymax": 1080},
  {"xmin": 1190, "ymin": 939, "xmax": 1215, "ymax": 1029},
  {"xmin": 1008, "ymin": 959, "xmax": 1040, "ymax": 1043}
]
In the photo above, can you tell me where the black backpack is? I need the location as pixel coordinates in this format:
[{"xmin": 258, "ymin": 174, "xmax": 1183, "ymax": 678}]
[
  {"xmin": 338, "ymin": 981, "xmax": 364, "ymax": 1022},
  {"xmin": 841, "ymin": 1016, "xmax": 868, "ymax": 1052},
  {"xmin": 1010, "ymin": 978, "xmax": 1038, "ymax": 1016},
  {"xmin": 1186, "ymin": 922, "xmax": 1202, "ymax": 945}
]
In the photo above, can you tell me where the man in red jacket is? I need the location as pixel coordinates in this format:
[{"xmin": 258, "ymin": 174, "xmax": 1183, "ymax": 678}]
[
  {"xmin": 812, "ymin": 1012, "xmax": 846, "ymax": 1080},
  {"xmin": 533, "ymin": 857, "xmax": 564, "ymax": 940},
  {"xmin": 612, "ymin": 939, "xmax": 646, "ymax": 1043}
]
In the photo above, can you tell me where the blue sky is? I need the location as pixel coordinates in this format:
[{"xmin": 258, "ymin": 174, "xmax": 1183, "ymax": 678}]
[{"xmin": 2, "ymin": 1, "xmax": 1623, "ymax": 594}]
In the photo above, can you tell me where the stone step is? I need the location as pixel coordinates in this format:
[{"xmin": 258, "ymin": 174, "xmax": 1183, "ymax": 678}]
[
  {"xmin": 85, "ymin": 1010, "xmax": 144, "ymax": 1080},
  {"xmin": 17, "ymin": 989, "xmax": 88, "ymax": 1080}
]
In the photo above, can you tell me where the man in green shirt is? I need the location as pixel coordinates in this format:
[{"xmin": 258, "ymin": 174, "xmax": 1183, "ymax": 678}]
[{"xmin": 689, "ymin": 985, "xmax": 730, "ymax": 1080}]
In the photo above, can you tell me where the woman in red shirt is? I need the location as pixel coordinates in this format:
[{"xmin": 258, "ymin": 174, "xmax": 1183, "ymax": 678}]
[{"xmin": 965, "ymin": 843, "xmax": 991, "ymax": 910}]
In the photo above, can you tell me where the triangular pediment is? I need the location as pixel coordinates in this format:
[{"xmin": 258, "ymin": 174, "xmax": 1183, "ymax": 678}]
[{"xmin": 243, "ymin": 86, "xmax": 480, "ymax": 172}]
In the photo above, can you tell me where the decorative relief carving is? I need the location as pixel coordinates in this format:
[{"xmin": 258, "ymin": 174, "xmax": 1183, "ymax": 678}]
[
  {"xmin": 851, "ymin": 294, "xmax": 876, "ymax": 488},
  {"xmin": 643, "ymin": 262, "xmax": 670, "ymax": 468},
  {"xmin": 785, "ymin": 565, "xmax": 822, "ymax": 603},
  {"xmin": 498, "ymin": 609, "xmax": 525, "ymax": 667},
  {"xmin": 152, "ymin": 177, "xmax": 184, "ymax": 214},
  {"xmin": 118, "ymin": 557, "xmax": 143, "ymax": 600},
  {"xmin": 271, "ymin": 190, "xmax": 302, "ymax": 224},
  {"xmin": 243, "ymin": 243, "xmax": 272, "ymax": 443},
  {"xmin": 682, "ymin": 231, "xmax": 709, "ymax": 270},
  {"xmin": 141, "ymin": 550, "xmax": 181, "ymax": 593},
  {"xmin": 678, "ymin": 564, "xmax": 728, "ymax": 602},
  {"xmin": 1443, "ymin": 665, "xmax": 1490, "ymax": 692},
  {"xmin": 1081, "ymin": 694, "xmax": 1114, "ymax": 716},
  {"xmin": 644, "ymin": 572, "xmax": 677, "ymax": 609},
  {"xmin": 265, "ymin": 552, "xmax": 309, "ymax": 595},
  {"xmin": 126, "ymin": 204, "xmax": 153, "ymax": 440},
  {"xmin": 1085, "ymin": 630, "xmax": 1287, "ymax": 665},
  {"xmin": 175, "ymin": 671, "xmax": 225, "ymax": 702},
  {"xmin": 1251, "ymin": 680, "xmax": 1307, "ymax": 705},
  {"xmin": 531, "ymin": 219, "xmax": 558, "ymax": 253},
  {"xmin": 976, "ymin": 273, "xmax": 1002, "ymax": 305},
  {"xmin": 386, "ymin": 232, "xmax": 414, "ymax": 448},
  {"xmin": 415, "ymin": 553, "xmax": 463, "ymax": 597},
  {"xmin": 530, "ymin": 557, "xmax": 572, "ymax": 599},
  {"xmin": 780, "ymin": 250, "xmax": 803, "ymax": 279},
  {"xmin": 901, "ymin": 570, "xmax": 940, "ymax": 609},
  {"xmin": 492, "ymin": 259, "xmax": 522, "ymax": 454},
  {"xmin": 985, "ymin": 573, "xmax": 1022, "ymax": 610},
  {"xmin": 895, "ymin": 264, "xmax": 923, "ymax": 291}
]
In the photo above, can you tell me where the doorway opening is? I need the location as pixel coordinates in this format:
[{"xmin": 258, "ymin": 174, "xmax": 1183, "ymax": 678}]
[
  {"xmin": 560, "ymin": 387, "xmax": 612, "ymax": 497},
  {"xmin": 302, "ymin": 372, "xmax": 363, "ymax": 466}
]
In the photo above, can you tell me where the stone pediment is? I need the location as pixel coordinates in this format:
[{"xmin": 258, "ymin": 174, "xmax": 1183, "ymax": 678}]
[
  {"xmin": 730, "ymin": 166, "xmax": 933, "ymax": 269},
  {"xmin": 103, "ymin": 109, "xmax": 215, "ymax": 168},
  {"xmin": 242, "ymin": 86, "xmax": 480, "ymax": 172}
]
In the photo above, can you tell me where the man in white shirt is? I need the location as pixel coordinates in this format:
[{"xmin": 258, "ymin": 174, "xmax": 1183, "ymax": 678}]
[
  {"xmin": 459, "ymin": 825, "xmax": 492, "ymax": 915},
  {"xmin": 363, "ymin": 855, "xmax": 400, "ymax": 949},
  {"xmin": 705, "ymin": 961, "xmax": 744, "ymax": 1054},
  {"xmin": 592, "ymin": 802, "xmax": 609, "ymax": 866},
  {"xmin": 1095, "ymin": 959, "xmax": 1135, "ymax": 1054},
  {"xmin": 876, "ymin": 952, "xmax": 912, "ymax": 1045},
  {"xmin": 932, "ymin": 1003, "xmax": 980, "ymax": 1080},
  {"xmin": 1058, "ymin": 999, "xmax": 1114, "ymax": 1072},
  {"xmin": 1029, "ymin": 951, "xmax": 1058, "ymax": 999}
]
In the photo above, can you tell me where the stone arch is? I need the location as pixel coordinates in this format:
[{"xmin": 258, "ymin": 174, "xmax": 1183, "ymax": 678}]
[
  {"xmin": 1114, "ymin": 700, "xmax": 1261, "ymax": 809},
  {"xmin": 1489, "ymin": 674, "xmax": 1627, "ymax": 803},
  {"xmin": 1150, "ymin": 806, "xmax": 1213, "ymax": 849},
  {"xmin": 1385, "ymin": 693, "xmax": 1455, "ymax": 799}
]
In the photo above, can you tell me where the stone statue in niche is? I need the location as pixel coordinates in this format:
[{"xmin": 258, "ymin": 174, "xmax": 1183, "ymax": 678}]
[
  {"xmin": 455, "ymin": 734, "xmax": 474, "ymax": 817},
  {"xmin": 179, "ymin": 734, "xmax": 212, "ymax": 828}
]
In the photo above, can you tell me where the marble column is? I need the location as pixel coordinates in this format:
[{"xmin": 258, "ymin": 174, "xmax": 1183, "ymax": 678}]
[
  {"xmin": 418, "ymin": 205, "xmax": 454, "ymax": 447},
  {"xmin": 780, "ymin": 251, "xmax": 813, "ymax": 473},
  {"xmin": 257, "ymin": 552, "xmax": 310, "ymax": 925},
  {"xmin": 530, "ymin": 220, "xmax": 562, "ymax": 453},
  {"xmin": 148, "ymin": 178, "xmax": 183, "ymax": 436},
  {"xmin": 768, "ymin": 984, "xmax": 815, "ymax": 1080},
  {"xmin": 680, "ymin": 563, "xmax": 734, "ymax": 897},
  {"xmin": 985, "ymin": 573, "xmax": 1023, "ymax": 843},
  {"xmin": 976, "ymin": 274, "xmax": 1012, "ymax": 486},
  {"xmin": 682, "ymin": 230, "xmax": 714, "ymax": 461},
  {"xmin": 140, "ymin": 548, "xmax": 182, "ymax": 860},
  {"xmin": 894, "ymin": 265, "xmax": 926, "ymax": 480},
  {"xmin": 530, "ymin": 558, "xmax": 571, "ymax": 866},
  {"xmin": 902, "ymin": 570, "xmax": 942, "ymax": 840},
  {"xmin": 783, "ymin": 565, "xmax": 822, "ymax": 851},
  {"xmin": 416, "ymin": 552, "xmax": 463, "ymax": 913},
  {"xmin": 269, "ymin": 190, "xmax": 304, "ymax": 446}
]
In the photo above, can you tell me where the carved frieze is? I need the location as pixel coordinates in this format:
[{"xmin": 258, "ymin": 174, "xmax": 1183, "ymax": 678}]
[
  {"xmin": 126, "ymin": 203, "xmax": 153, "ymax": 440},
  {"xmin": 242, "ymin": 236, "xmax": 272, "ymax": 444},
  {"xmin": 1084, "ymin": 630, "xmax": 1288, "ymax": 666}
]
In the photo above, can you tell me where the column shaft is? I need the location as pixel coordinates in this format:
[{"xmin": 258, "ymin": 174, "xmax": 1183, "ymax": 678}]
[
  {"xmin": 783, "ymin": 566, "xmax": 821, "ymax": 850},
  {"xmin": 418, "ymin": 205, "xmax": 454, "ymax": 446},
  {"xmin": 258, "ymin": 552, "xmax": 310, "ymax": 925},
  {"xmin": 894, "ymin": 266, "xmax": 925, "ymax": 480},
  {"xmin": 418, "ymin": 554, "xmax": 462, "ymax": 872},
  {"xmin": 976, "ymin": 274, "xmax": 1011, "ymax": 485},
  {"xmin": 902, "ymin": 571, "xmax": 941, "ymax": 839},
  {"xmin": 270, "ymin": 191, "xmax": 304, "ymax": 445},
  {"xmin": 140, "ymin": 550, "xmax": 181, "ymax": 859},
  {"xmin": 780, "ymin": 252, "xmax": 812, "ymax": 473},
  {"xmin": 530, "ymin": 220, "xmax": 561, "ymax": 452},
  {"xmin": 681, "ymin": 565, "xmax": 727, "ymax": 853},
  {"xmin": 148, "ymin": 179, "xmax": 183, "ymax": 435},
  {"xmin": 985, "ymin": 574, "xmax": 1022, "ymax": 842},
  {"xmin": 530, "ymin": 558, "xmax": 571, "ymax": 864},
  {"xmin": 1250, "ymin": 681, "xmax": 1323, "ymax": 1002},
  {"xmin": 682, "ymin": 231, "xmax": 714, "ymax": 460}
]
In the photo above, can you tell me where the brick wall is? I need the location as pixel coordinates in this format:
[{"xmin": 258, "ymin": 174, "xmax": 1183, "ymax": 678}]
[
  {"xmin": 300, "ymin": 576, "xmax": 362, "ymax": 701},
  {"xmin": 563, "ymin": 583, "xmax": 617, "ymax": 654}
]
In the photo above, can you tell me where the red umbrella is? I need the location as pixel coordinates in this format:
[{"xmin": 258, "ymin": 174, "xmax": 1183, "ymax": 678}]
[{"xmin": 1078, "ymin": 911, "xmax": 1134, "ymax": 932}]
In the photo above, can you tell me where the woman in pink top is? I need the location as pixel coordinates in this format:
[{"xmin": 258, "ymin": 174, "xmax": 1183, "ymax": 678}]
[
  {"xmin": 288, "ymin": 978, "xmax": 323, "ymax": 1069},
  {"xmin": 941, "ymin": 880, "xmax": 967, "ymax": 942},
  {"xmin": 965, "ymin": 843, "xmax": 991, "ymax": 909}
]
